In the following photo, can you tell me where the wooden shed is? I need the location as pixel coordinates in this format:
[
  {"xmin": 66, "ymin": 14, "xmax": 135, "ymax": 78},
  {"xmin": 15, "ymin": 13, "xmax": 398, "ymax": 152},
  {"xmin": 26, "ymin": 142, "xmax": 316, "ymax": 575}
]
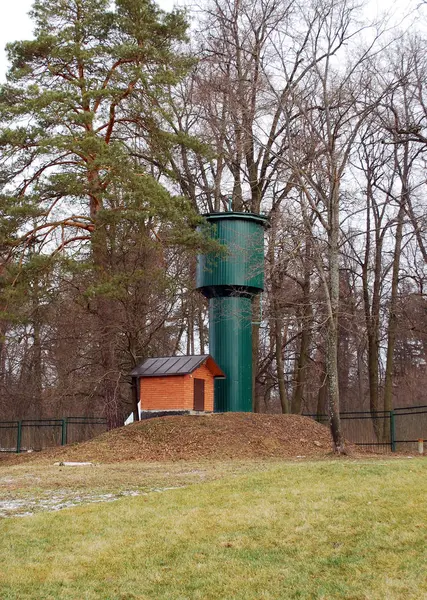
[{"xmin": 130, "ymin": 355, "xmax": 225, "ymax": 416}]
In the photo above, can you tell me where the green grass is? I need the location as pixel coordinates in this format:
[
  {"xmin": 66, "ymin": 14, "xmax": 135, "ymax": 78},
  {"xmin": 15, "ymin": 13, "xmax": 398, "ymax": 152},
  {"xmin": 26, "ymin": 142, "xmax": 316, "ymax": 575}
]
[{"xmin": 1, "ymin": 459, "xmax": 427, "ymax": 599}]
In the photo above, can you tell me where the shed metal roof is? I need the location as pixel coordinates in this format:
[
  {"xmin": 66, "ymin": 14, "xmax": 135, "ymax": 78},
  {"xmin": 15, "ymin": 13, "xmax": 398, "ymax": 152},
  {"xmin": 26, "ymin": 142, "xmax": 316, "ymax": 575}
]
[{"xmin": 130, "ymin": 355, "xmax": 225, "ymax": 378}]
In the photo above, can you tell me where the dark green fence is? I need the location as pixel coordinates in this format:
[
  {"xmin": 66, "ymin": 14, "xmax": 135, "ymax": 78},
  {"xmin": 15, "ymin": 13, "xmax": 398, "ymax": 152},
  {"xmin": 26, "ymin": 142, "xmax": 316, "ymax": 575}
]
[
  {"xmin": 305, "ymin": 405, "xmax": 427, "ymax": 453},
  {"xmin": 2, "ymin": 407, "xmax": 426, "ymax": 454},
  {"xmin": 0, "ymin": 417, "xmax": 107, "ymax": 453}
]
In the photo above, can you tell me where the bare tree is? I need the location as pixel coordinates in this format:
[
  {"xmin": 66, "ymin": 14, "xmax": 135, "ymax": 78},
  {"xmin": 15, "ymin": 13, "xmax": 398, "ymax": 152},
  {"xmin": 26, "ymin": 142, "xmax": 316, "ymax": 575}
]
[{"xmin": 274, "ymin": 0, "xmax": 388, "ymax": 452}]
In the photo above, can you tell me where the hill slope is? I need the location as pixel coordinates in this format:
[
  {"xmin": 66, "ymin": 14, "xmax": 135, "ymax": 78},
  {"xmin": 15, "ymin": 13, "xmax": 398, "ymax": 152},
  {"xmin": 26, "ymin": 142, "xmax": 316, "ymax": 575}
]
[{"xmin": 15, "ymin": 413, "xmax": 341, "ymax": 463}]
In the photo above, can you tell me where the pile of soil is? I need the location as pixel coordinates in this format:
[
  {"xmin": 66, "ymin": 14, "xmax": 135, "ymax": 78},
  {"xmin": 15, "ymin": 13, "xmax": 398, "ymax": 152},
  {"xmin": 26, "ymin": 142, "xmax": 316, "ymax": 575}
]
[{"xmin": 7, "ymin": 413, "xmax": 352, "ymax": 464}]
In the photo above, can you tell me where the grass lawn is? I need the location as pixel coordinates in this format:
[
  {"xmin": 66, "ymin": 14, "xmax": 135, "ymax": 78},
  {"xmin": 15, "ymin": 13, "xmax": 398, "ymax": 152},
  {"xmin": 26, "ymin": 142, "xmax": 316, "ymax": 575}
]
[{"xmin": 0, "ymin": 458, "xmax": 426, "ymax": 599}]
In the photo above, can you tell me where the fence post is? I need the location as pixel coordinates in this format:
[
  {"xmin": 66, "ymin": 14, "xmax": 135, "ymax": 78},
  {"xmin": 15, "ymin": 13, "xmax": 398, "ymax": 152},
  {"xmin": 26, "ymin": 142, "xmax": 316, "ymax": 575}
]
[
  {"xmin": 16, "ymin": 421, "xmax": 22, "ymax": 454},
  {"xmin": 61, "ymin": 418, "xmax": 67, "ymax": 446},
  {"xmin": 390, "ymin": 410, "xmax": 396, "ymax": 452}
]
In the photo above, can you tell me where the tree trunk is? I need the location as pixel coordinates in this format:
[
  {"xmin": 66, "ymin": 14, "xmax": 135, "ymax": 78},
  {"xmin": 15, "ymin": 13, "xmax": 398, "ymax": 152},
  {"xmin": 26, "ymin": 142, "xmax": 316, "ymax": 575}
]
[
  {"xmin": 361, "ymin": 177, "xmax": 383, "ymax": 440},
  {"xmin": 131, "ymin": 377, "xmax": 140, "ymax": 422},
  {"xmin": 32, "ymin": 317, "xmax": 43, "ymax": 418},
  {"xmin": 197, "ymin": 301, "xmax": 206, "ymax": 355},
  {"xmin": 292, "ymin": 325, "xmax": 310, "ymax": 414},
  {"xmin": 292, "ymin": 254, "xmax": 312, "ymax": 414},
  {"xmin": 326, "ymin": 319, "xmax": 344, "ymax": 452},
  {"xmin": 275, "ymin": 319, "xmax": 289, "ymax": 413},
  {"xmin": 0, "ymin": 323, "xmax": 6, "ymax": 389},
  {"xmin": 383, "ymin": 155, "xmax": 407, "ymax": 434},
  {"xmin": 356, "ymin": 340, "xmax": 366, "ymax": 408},
  {"xmin": 326, "ymin": 184, "xmax": 345, "ymax": 454},
  {"xmin": 31, "ymin": 271, "xmax": 43, "ymax": 418},
  {"xmin": 91, "ymin": 197, "xmax": 123, "ymax": 430},
  {"xmin": 316, "ymin": 356, "xmax": 328, "ymax": 419},
  {"xmin": 97, "ymin": 296, "xmax": 123, "ymax": 430}
]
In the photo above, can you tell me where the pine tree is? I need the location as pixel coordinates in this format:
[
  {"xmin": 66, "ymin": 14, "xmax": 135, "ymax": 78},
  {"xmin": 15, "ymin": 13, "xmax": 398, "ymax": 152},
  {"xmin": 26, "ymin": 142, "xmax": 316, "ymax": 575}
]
[{"xmin": 0, "ymin": 0, "xmax": 198, "ymax": 427}]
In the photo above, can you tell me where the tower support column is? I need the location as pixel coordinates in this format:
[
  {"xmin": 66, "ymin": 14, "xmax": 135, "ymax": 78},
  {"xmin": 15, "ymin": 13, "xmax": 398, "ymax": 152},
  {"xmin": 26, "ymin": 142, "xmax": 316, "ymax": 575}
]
[{"xmin": 209, "ymin": 296, "xmax": 253, "ymax": 412}]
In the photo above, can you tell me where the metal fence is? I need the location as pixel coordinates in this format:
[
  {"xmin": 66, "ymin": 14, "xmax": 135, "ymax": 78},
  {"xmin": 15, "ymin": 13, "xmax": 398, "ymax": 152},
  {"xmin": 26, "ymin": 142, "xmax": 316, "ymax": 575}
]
[
  {"xmin": 305, "ymin": 405, "xmax": 427, "ymax": 453},
  {"xmin": 2, "ymin": 406, "xmax": 426, "ymax": 455},
  {"xmin": 0, "ymin": 417, "xmax": 107, "ymax": 453}
]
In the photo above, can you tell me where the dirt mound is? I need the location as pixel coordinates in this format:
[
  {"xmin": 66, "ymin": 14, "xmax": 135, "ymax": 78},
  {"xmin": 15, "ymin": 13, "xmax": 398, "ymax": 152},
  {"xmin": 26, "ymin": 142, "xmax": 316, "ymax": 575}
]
[{"xmin": 7, "ymin": 413, "xmax": 345, "ymax": 464}]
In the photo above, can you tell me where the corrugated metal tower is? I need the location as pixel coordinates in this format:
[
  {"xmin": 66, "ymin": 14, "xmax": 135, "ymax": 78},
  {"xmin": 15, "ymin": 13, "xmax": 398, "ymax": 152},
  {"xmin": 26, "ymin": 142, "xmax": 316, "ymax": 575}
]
[{"xmin": 196, "ymin": 212, "xmax": 268, "ymax": 412}]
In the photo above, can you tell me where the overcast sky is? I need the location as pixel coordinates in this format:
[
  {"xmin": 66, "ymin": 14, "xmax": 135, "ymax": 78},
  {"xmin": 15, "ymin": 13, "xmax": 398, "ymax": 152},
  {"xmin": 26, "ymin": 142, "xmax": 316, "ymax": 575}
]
[
  {"xmin": 0, "ymin": 0, "xmax": 176, "ymax": 80},
  {"xmin": 0, "ymin": 0, "xmax": 422, "ymax": 81}
]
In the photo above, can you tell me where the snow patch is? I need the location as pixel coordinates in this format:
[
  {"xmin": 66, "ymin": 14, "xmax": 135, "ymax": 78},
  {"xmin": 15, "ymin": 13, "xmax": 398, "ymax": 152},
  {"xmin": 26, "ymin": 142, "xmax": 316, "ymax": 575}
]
[{"xmin": 0, "ymin": 486, "xmax": 184, "ymax": 519}]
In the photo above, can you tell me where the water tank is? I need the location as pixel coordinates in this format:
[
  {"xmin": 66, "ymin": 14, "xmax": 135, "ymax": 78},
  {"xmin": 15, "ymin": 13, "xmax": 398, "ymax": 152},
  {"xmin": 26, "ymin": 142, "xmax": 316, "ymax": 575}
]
[{"xmin": 196, "ymin": 212, "xmax": 268, "ymax": 412}]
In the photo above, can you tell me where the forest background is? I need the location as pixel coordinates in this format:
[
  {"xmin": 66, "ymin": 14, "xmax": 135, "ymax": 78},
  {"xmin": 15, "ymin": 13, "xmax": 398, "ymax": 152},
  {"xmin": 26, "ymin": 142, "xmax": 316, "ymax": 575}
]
[{"xmin": 1, "ymin": 0, "xmax": 427, "ymax": 451}]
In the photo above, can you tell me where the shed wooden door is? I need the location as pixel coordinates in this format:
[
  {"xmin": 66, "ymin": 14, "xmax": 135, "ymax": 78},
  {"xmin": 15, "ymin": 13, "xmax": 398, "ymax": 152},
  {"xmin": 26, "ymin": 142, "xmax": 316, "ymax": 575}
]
[{"xmin": 194, "ymin": 378, "xmax": 205, "ymax": 411}]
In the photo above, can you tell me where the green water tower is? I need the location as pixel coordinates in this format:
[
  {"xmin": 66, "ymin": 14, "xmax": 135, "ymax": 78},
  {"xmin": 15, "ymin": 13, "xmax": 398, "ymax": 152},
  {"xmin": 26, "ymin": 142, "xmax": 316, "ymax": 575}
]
[{"xmin": 196, "ymin": 212, "xmax": 268, "ymax": 412}]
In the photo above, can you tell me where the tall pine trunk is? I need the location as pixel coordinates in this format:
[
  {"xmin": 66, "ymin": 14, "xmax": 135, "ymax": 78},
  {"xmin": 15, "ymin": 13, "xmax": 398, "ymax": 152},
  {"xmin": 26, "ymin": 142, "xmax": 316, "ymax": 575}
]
[{"xmin": 90, "ymin": 183, "xmax": 123, "ymax": 430}]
